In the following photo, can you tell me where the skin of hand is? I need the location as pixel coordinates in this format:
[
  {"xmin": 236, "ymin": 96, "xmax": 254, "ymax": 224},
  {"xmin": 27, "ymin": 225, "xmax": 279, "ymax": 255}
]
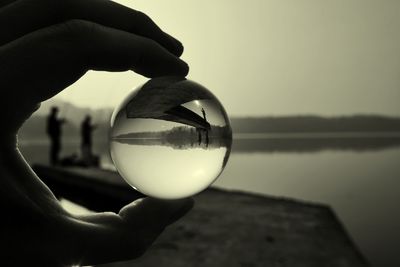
[{"xmin": 0, "ymin": 0, "xmax": 193, "ymax": 266}]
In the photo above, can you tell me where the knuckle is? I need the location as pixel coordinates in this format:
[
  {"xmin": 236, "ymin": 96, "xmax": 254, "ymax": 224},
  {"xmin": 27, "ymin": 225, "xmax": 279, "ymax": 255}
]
[
  {"xmin": 59, "ymin": 19, "xmax": 97, "ymax": 37},
  {"xmin": 133, "ymin": 10, "xmax": 153, "ymax": 25},
  {"xmin": 141, "ymin": 38, "xmax": 160, "ymax": 52},
  {"xmin": 52, "ymin": 19, "xmax": 99, "ymax": 48}
]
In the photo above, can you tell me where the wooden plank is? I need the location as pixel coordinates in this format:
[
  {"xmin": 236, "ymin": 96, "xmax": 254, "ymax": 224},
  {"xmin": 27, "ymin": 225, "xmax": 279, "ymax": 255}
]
[{"xmin": 33, "ymin": 164, "xmax": 368, "ymax": 267}]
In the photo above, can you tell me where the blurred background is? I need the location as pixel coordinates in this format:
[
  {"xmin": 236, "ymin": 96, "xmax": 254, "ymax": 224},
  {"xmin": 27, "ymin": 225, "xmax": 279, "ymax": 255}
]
[{"xmin": 18, "ymin": 1, "xmax": 400, "ymax": 266}]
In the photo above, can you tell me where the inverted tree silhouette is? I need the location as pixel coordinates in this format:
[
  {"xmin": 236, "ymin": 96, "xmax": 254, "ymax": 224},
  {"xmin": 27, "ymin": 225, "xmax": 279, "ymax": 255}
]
[{"xmin": 126, "ymin": 77, "xmax": 212, "ymax": 130}]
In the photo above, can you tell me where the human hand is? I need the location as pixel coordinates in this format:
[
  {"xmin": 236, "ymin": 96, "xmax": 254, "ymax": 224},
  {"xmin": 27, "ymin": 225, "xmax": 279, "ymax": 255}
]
[{"xmin": 0, "ymin": 0, "xmax": 192, "ymax": 265}]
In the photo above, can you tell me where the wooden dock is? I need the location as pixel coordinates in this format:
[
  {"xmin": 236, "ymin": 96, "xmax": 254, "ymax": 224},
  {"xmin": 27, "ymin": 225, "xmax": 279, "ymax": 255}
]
[{"xmin": 33, "ymin": 165, "xmax": 368, "ymax": 267}]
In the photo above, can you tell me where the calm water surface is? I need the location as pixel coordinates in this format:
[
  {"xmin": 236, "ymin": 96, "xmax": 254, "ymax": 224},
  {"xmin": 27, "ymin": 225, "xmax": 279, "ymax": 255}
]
[
  {"xmin": 216, "ymin": 147, "xmax": 400, "ymax": 267},
  {"xmin": 19, "ymin": 136, "xmax": 400, "ymax": 267}
]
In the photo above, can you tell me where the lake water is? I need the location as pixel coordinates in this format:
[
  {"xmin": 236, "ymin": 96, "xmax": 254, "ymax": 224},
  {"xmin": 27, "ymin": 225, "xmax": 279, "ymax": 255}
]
[{"xmin": 18, "ymin": 134, "xmax": 400, "ymax": 267}]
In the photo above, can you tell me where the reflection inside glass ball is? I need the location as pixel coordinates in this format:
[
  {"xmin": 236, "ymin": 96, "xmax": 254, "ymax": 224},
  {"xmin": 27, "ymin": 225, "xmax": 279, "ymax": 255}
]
[{"xmin": 109, "ymin": 76, "xmax": 232, "ymax": 199}]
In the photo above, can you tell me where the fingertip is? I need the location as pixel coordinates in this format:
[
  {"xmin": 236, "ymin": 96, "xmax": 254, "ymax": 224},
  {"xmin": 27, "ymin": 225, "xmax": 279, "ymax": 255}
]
[
  {"xmin": 140, "ymin": 57, "xmax": 189, "ymax": 78},
  {"xmin": 173, "ymin": 40, "xmax": 184, "ymax": 57},
  {"xmin": 147, "ymin": 197, "xmax": 193, "ymax": 214},
  {"xmin": 163, "ymin": 32, "xmax": 184, "ymax": 56},
  {"xmin": 169, "ymin": 197, "xmax": 194, "ymax": 214},
  {"xmin": 177, "ymin": 58, "xmax": 190, "ymax": 77},
  {"xmin": 163, "ymin": 197, "xmax": 194, "ymax": 225},
  {"xmin": 118, "ymin": 197, "xmax": 193, "ymax": 221},
  {"xmin": 182, "ymin": 197, "xmax": 195, "ymax": 212},
  {"xmin": 140, "ymin": 197, "xmax": 194, "ymax": 225}
]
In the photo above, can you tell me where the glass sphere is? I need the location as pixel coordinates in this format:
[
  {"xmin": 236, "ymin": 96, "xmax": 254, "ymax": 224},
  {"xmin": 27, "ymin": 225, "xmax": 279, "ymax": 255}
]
[{"xmin": 109, "ymin": 76, "xmax": 232, "ymax": 199}]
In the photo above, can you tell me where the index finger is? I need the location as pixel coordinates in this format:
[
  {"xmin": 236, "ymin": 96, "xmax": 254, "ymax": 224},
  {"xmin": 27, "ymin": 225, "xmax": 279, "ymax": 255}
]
[
  {"xmin": 0, "ymin": 0, "xmax": 183, "ymax": 56},
  {"xmin": 0, "ymin": 20, "xmax": 189, "ymax": 103}
]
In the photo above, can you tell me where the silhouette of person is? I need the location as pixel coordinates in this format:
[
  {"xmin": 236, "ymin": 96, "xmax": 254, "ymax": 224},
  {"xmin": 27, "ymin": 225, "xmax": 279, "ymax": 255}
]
[
  {"xmin": 81, "ymin": 115, "xmax": 96, "ymax": 160},
  {"xmin": 201, "ymin": 108, "xmax": 210, "ymax": 147},
  {"xmin": 201, "ymin": 107, "xmax": 207, "ymax": 121},
  {"xmin": 197, "ymin": 127, "xmax": 202, "ymax": 145},
  {"xmin": 46, "ymin": 106, "xmax": 66, "ymax": 165},
  {"xmin": 0, "ymin": 1, "xmax": 192, "ymax": 266}
]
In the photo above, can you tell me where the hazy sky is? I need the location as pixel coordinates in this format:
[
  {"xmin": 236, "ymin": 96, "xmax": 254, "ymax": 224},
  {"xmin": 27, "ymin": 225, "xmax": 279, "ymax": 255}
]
[{"xmin": 55, "ymin": 0, "xmax": 400, "ymax": 116}]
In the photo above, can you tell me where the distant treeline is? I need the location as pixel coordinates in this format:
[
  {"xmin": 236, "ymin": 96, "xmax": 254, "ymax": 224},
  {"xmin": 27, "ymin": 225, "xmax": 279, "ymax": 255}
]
[
  {"xmin": 230, "ymin": 116, "xmax": 400, "ymax": 133},
  {"xmin": 232, "ymin": 136, "xmax": 400, "ymax": 153},
  {"xmin": 113, "ymin": 125, "xmax": 232, "ymax": 150},
  {"xmin": 18, "ymin": 115, "xmax": 400, "ymax": 142},
  {"xmin": 114, "ymin": 125, "xmax": 231, "ymax": 140}
]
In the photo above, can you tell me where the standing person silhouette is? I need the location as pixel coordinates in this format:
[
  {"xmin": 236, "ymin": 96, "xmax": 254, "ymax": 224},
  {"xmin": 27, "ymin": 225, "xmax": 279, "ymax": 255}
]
[
  {"xmin": 197, "ymin": 127, "xmax": 202, "ymax": 145},
  {"xmin": 0, "ymin": 0, "xmax": 192, "ymax": 266},
  {"xmin": 46, "ymin": 106, "xmax": 66, "ymax": 165},
  {"xmin": 201, "ymin": 107, "xmax": 209, "ymax": 147},
  {"xmin": 81, "ymin": 115, "xmax": 96, "ymax": 161}
]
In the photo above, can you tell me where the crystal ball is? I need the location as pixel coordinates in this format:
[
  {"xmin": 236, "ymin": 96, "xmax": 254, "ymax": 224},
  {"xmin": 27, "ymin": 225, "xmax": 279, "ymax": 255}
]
[{"xmin": 109, "ymin": 76, "xmax": 232, "ymax": 199}]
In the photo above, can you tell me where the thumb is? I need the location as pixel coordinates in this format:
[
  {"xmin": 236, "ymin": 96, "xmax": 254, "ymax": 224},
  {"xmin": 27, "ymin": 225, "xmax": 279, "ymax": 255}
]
[
  {"xmin": 119, "ymin": 197, "xmax": 194, "ymax": 228},
  {"xmin": 69, "ymin": 198, "xmax": 193, "ymax": 266}
]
